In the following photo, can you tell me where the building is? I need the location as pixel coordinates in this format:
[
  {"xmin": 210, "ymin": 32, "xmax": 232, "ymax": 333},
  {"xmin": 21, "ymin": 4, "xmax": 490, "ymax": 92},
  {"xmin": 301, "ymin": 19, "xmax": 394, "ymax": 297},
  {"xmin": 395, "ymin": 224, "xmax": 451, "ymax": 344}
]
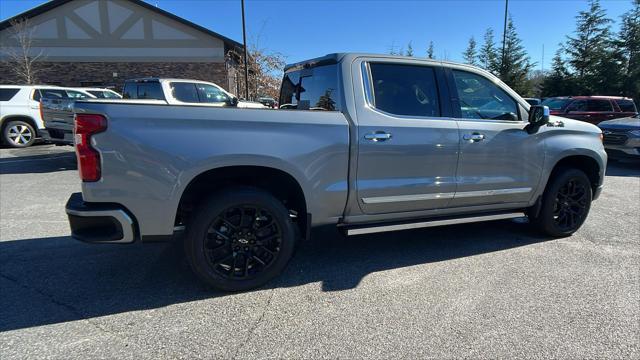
[{"xmin": 0, "ymin": 0, "xmax": 243, "ymax": 92}]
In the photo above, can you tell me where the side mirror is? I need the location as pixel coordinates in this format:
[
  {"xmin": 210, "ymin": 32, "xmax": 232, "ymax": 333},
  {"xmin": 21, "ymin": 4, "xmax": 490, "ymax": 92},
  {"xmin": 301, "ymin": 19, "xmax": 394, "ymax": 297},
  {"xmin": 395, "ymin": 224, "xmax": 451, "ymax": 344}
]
[
  {"xmin": 227, "ymin": 96, "xmax": 239, "ymax": 107},
  {"xmin": 526, "ymin": 105, "xmax": 550, "ymax": 134}
]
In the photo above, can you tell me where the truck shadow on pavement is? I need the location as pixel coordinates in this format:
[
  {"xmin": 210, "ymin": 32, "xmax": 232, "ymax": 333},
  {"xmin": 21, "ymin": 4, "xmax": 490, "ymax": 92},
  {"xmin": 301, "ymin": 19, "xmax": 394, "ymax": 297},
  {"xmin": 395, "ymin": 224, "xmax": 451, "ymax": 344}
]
[
  {"xmin": 0, "ymin": 220, "xmax": 553, "ymax": 332},
  {"xmin": 0, "ymin": 152, "xmax": 77, "ymax": 175},
  {"xmin": 606, "ymin": 160, "xmax": 640, "ymax": 177}
]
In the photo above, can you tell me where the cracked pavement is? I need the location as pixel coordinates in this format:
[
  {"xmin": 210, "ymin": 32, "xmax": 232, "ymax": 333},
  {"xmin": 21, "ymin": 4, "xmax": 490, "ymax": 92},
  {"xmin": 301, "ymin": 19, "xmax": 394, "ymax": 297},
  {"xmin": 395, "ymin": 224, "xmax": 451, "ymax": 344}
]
[{"xmin": 1, "ymin": 144, "xmax": 639, "ymax": 359}]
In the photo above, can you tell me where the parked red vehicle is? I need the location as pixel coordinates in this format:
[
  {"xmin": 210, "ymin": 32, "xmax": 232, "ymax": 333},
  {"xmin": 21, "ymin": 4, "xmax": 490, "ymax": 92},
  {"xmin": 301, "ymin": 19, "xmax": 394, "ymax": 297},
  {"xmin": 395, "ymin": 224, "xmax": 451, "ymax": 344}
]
[{"xmin": 541, "ymin": 96, "xmax": 637, "ymax": 125}]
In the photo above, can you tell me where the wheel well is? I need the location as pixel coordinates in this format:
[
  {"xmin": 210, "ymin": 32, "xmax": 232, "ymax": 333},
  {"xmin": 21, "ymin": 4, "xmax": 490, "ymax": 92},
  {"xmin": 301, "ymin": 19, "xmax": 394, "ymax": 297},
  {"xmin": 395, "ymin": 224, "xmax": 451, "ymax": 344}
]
[
  {"xmin": 1, "ymin": 116, "xmax": 39, "ymax": 136},
  {"xmin": 176, "ymin": 166, "xmax": 308, "ymax": 236},
  {"xmin": 550, "ymin": 155, "xmax": 601, "ymax": 193}
]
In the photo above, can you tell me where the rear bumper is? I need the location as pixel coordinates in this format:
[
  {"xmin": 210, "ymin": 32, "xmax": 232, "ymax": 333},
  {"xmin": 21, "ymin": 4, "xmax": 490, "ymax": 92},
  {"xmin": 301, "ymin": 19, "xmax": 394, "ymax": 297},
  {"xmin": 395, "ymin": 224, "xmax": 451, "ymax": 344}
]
[{"xmin": 65, "ymin": 192, "xmax": 137, "ymax": 244}]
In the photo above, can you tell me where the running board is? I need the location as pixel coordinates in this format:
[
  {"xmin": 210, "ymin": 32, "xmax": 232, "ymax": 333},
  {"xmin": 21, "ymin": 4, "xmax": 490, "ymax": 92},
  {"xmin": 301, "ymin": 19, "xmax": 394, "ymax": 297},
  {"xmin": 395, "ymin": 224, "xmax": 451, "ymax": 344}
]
[{"xmin": 344, "ymin": 212, "xmax": 526, "ymax": 236}]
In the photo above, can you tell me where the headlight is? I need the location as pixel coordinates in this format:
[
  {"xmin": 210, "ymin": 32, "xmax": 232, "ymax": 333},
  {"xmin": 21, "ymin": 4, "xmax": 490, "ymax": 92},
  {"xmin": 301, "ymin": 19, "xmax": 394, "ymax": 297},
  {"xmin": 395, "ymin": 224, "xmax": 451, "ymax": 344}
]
[{"xmin": 629, "ymin": 130, "xmax": 640, "ymax": 137}]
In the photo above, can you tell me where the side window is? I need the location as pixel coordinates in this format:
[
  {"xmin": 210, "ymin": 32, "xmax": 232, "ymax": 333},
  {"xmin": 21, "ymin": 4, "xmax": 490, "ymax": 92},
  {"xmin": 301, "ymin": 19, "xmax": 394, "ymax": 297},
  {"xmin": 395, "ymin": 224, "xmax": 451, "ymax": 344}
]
[
  {"xmin": 0, "ymin": 88, "xmax": 20, "ymax": 101},
  {"xmin": 136, "ymin": 83, "xmax": 164, "ymax": 100},
  {"xmin": 452, "ymin": 70, "xmax": 518, "ymax": 121},
  {"xmin": 122, "ymin": 83, "xmax": 136, "ymax": 99},
  {"xmin": 39, "ymin": 89, "xmax": 68, "ymax": 99},
  {"xmin": 65, "ymin": 90, "xmax": 89, "ymax": 99},
  {"xmin": 615, "ymin": 99, "xmax": 637, "ymax": 112},
  {"xmin": 32, "ymin": 89, "xmax": 42, "ymax": 101},
  {"xmin": 196, "ymin": 84, "xmax": 229, "ymax": 103},
  {"xmin": 278, "ymin": 64, "xmax": 339, "ymax": 111},
  {"xmin": 171, "ymin": 82, "xmax": 200, "ymax": 103},
  {"xmin": 368, "ymin": 63, "xmax": 440, "ymax": 117},
  {"xmin": 587, "ymin": 99, "xmax": 613, "ymax": 112},
  {"xmin": 567, "ymin": 100, "xmax": 587, "ymax": 112}
]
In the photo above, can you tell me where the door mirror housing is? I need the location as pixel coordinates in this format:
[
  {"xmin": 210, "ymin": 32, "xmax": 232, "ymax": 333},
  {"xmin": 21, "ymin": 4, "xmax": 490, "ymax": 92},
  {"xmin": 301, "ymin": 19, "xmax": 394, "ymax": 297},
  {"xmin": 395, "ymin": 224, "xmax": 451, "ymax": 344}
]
[
  {"xmin": 526, "ymin": 105, "xmax": 550, "ymax": 134},
  {"xmin": 227, "ymin": 96, "xmax": 239, "ymax": 107}
]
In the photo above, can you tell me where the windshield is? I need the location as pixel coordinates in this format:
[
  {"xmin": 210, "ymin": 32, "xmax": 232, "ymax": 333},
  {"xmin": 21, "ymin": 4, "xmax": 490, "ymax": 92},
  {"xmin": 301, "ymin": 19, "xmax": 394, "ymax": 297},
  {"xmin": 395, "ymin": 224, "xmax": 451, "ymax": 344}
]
[{"xmin": 541, "ymin": 98, "xmax": 572, "ymax": 110}]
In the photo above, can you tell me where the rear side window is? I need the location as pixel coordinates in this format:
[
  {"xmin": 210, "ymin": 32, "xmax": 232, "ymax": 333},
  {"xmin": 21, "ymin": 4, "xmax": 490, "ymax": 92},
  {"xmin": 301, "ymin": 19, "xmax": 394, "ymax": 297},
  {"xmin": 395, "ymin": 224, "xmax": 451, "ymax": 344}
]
[
  {"xmin": 615, "ymin": 99, "xmax": 637, "ymax": 112},
  {"xmin": 567, "ymin": 100, "xmax": 587, "ymax": 112},
  {"xmin": 0, "ymin": 88, "xmax": 19, "ymax": 101},
  {"xmin": 34, "ymin": 89, "xmax": 68, "ymax": 101},
  {"xmin": 122, "ymin": 82, "xmax": 164, "ymax": 100},
  {"xmin": 279, "ymin": 64, "xmax": 339, "ymax": 111},
  {"xmin": 170, "ymin": 82, "xmax": 200, "ymax": 103},
  {"xmin": 587, "ymin": 99, "xmax": 613, "ymax": 112},
  {"xmin": 369, "ymin": 63, "xmax": 440, "ymax": 117}
]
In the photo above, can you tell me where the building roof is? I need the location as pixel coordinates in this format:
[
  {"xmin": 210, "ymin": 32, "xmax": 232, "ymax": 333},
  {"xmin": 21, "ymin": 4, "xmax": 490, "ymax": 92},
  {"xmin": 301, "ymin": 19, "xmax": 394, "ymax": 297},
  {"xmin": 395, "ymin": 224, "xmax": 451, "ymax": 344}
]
[{"xmin": 0, "ymin": 0, "xmax": 243, "ymax": 50}]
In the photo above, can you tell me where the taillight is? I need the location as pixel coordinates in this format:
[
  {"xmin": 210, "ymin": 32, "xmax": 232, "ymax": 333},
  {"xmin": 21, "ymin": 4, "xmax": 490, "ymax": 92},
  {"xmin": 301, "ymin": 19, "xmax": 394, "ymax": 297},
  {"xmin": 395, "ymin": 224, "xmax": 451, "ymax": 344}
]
[{"xmin": 74, "ymin": 114, "xmax": 107, "ymax": 182}]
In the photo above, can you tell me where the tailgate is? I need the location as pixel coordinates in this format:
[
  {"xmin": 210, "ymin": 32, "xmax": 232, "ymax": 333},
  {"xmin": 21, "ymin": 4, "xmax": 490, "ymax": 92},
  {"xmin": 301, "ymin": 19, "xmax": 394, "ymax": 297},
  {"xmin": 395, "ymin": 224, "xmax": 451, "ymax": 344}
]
[{"xmin": 41, "ymin": 98, "xmax": 75, "ymax": 131}]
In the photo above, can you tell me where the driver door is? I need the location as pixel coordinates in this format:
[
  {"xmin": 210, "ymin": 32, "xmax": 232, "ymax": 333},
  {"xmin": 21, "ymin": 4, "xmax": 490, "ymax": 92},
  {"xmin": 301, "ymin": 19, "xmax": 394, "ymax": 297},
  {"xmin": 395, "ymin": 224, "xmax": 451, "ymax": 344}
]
[{"xmin": 448, "ymin": 68, "xmax": 544, "ymax": 208}]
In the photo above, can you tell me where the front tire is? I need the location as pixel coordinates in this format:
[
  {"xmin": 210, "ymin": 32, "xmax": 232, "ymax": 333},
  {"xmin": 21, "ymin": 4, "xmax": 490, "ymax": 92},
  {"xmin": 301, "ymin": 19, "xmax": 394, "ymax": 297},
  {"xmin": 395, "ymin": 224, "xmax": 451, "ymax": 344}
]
[
  {"xmin": 184, "ymin": 187, "xmax": 298, "ymax": 292},
  {"xmin": 2, "ymin": 120, "xmax": 36, "ymax": 148},
  {"xmin": 531, "ymin": 168, "xmax": 593, "ymax": 237}
]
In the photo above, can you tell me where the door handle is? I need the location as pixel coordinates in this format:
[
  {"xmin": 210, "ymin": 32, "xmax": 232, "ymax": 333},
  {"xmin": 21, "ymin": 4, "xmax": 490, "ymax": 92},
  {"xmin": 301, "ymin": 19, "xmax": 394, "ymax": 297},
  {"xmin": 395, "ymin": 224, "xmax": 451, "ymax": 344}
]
[
  {"xmin": 463, "ymin": 133, "xmax": 485, "ymax": 142},
  {"xmin": 364, "ymin": 131, "xmax": 392, "ymax": 142}
]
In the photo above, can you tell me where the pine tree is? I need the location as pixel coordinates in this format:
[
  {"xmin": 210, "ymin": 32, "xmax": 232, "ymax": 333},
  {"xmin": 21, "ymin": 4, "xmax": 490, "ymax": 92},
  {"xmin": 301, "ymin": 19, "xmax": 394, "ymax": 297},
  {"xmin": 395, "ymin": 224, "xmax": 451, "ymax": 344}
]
[
  {"xmin": 566, "ymin": 0, "xmax": 613, "ymax": 94},
  {"xmin": 406, "ymin": 41, "xmax": 414, "ymax": 57},
  {"xmin": 427, "ymin": 41, "xmax": 435, "ymax": 59},
  {"xmin": 478, "ymin": 28, "xmax": 499, "ymax": 75},
  {"xmin": 542, "ymin": 46, "xmax": 576, "ymax": 96},
  {"xmin": 498, "ymin": 15, "xmax": 535, "ymax": 95},
  {"xmin": 463, "ymin": 36, "xmax": 478, "ymax": 66},
  {"xmin": 618, "ymin": 0, "xmax": 640, "ymax": 102}
]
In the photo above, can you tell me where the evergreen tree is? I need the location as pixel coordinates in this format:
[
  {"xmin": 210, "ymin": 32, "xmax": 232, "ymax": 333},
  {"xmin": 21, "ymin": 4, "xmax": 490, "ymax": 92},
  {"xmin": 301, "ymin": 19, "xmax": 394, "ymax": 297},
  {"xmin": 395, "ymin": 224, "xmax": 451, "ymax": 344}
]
[
  {"xmin": 618, "ymin": 0, "xmax": 640, "ymax": 102},
  {"xmin": 406, "ymin": 41, "xmax": 414, "ymax": 57},
  {"xmin": 542, "ymin": 46, "xmax": 576, "ymax": 96},
  {"xmin": 497, "ymin": 15, "xmax": 535, "ymax": 95},
  {"xmin": 463, "ymin": 36, "xmax": 478, "ymax": 65},
  {"xmin": 427, "ymin": 41, "xmax": 435, "ymax": 59},
  {"xmin": 478, "ymin": 28, "xmax": 499, "ymax": 74},
  {"xmin": 566, "ymin": 0, "xmax": 613, "ymax": 94}
]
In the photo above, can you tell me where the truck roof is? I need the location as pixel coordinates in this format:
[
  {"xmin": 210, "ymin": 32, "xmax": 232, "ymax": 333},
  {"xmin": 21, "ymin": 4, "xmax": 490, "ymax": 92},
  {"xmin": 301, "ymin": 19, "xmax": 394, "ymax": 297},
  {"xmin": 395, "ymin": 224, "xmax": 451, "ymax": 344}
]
[{"xmin": 284, "ymin": 53, "xmax": 487, "ymax": 73}]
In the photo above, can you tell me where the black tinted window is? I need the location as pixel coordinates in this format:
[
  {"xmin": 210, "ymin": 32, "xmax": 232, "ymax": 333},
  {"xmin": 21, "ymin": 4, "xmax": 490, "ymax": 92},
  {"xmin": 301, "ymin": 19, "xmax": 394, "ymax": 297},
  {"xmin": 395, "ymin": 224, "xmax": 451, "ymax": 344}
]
[
  {"xmin": 0, "ymin": 88, "xmax": 19, "ymax": 101},
  {"xmin": 587, "ymin": 100, "xmax": 612, "ymax": 112},
  {"xmin": 566, "ymin": 100, "xmax": 587, "ymax": 112},
  {"xmin": 615, "ymin": 99, "xmax": 637, "ymax": 112},
  {"xmin": 36, "ymin": 89, "xmax": 68, "ymax": 100},
  {"xmin": 171, "ymin": 82, "xmax": 200, "ymax": 103},
  {"xmin": 122, "ymin": 82, "xmax": 164, "ymax": 100},
  {"xmin": 122, "ymin": 83, "xmax": 136, "ymax": 99},
  {"xmin": 453, "ymin": 70, "xmax": 518, "ymax": 120},
  {"xmin": 542, "ymin": 98, "xmax": 571, "ymax": 110},
  {"xmin": 279, "ymin": 65, "xmax": 339, "ymax": 111},
  {"xmin": 369, "ymin": 63, "xmax": 440, "ymax": 117}
]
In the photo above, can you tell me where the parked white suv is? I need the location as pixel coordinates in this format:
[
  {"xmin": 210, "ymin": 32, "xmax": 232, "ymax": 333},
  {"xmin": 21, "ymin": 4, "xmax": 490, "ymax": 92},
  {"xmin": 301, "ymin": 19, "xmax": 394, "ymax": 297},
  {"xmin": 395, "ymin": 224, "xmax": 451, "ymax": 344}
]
[{"xmin": 0, "ymin": 85, "xmax": 93, "ymax": 147}]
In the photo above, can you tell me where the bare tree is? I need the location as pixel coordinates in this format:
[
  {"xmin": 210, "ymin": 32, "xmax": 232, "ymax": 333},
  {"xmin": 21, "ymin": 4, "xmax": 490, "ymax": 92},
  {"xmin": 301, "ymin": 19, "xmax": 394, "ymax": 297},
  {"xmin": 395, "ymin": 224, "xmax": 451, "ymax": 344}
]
[
  {"xmin": 227, "ymin": 43, "xmax": 286, "ymax": 100},
  {"xmin": 2, "ymin": 18, "xmax": 44, "ymax": 84}
]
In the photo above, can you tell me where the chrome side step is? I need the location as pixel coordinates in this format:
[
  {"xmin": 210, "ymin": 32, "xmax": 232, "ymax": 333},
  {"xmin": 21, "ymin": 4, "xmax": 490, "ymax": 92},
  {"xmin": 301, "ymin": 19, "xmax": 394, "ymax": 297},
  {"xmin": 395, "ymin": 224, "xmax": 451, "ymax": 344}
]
[{"xmin": 345, "ymin": 212, "xmax": 526, "ymax": 236}]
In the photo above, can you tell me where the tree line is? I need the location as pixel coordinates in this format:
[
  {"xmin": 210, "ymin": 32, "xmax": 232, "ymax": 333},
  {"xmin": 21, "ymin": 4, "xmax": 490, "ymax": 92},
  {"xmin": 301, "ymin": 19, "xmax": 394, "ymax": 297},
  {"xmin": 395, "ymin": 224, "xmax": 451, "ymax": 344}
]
[{"xmin": 393, "ymin": 0, "xmax": 639, "ymax": 103}]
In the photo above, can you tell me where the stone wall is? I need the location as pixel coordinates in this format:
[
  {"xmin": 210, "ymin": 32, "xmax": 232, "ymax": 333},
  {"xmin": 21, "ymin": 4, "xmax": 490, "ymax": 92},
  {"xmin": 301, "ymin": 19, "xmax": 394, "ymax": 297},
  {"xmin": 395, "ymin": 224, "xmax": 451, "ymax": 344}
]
[{"xmin": 0, "ymin": 61, "xmax": 232, "ymax": 92}]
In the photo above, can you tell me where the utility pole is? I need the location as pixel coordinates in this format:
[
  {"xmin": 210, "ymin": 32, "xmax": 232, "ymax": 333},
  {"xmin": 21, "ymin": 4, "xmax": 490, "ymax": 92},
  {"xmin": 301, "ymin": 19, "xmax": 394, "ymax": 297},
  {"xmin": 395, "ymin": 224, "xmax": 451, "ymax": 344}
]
[
  {"xmin": 241, "ymin": 0, "xmax": 249, "ymax": 100},
  {"xmin": 501, "ymin": 0, "xmax": 509, "ymax": 76},
  {"xmin": 541, "ymin": 44, "xmax": 545, "ymax": 73}
]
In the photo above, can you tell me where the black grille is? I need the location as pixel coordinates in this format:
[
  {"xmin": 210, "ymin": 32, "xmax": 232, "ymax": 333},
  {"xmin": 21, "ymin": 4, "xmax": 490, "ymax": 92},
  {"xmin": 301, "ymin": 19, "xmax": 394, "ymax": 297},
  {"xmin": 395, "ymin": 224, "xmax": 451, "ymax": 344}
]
[{"xmin": 603, "ymin": 131, "xmax": 628, "ymax": 145}]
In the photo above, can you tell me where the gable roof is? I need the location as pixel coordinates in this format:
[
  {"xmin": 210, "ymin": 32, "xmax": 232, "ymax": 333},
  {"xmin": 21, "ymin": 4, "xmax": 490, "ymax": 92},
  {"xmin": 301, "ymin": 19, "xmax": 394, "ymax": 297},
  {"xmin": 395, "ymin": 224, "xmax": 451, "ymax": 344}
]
[{"xmin": 0, "ymin": 0, "xmax": 243, "ymax": 49}]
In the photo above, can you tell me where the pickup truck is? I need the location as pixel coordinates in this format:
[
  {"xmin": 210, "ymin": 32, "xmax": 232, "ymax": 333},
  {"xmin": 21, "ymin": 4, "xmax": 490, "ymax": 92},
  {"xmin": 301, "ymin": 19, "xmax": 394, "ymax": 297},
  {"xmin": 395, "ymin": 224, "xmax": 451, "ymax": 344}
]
[{"xmin": 63, "ymin": 53, "xmax": 607, "ymax": 291}]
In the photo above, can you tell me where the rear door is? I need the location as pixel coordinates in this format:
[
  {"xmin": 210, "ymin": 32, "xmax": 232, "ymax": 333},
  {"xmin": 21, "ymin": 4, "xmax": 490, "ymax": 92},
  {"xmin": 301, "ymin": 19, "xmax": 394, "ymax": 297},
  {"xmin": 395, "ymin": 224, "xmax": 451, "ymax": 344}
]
[
  {"xmin": 586, "ymin": 99, "xmax": 616, "ymax": 124},
  {"xmin": 353, "ymin": 59, "xmax": 460, "ymax": 214},
  {"xmin": 447, "ymin": 68, "xmax": 544, "ymax": 208}
]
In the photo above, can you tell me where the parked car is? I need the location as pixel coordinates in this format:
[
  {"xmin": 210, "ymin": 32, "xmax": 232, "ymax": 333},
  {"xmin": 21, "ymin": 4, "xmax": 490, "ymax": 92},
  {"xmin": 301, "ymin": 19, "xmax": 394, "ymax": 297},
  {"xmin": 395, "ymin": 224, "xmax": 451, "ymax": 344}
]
[
  {"xmin": 257, "ymin": 96, "xmax": 277, "ymax": 108},
  {"xmin": 598, "ymin": 114, "xmax": 640, "ymax": 159},
  {"xmin": 62, "ymin": 53, "xmax": 606, "ymax": 291},
  {"xmin": 79, "ymin": 87, "xmax": 122, "ymax": 99},
  {"xmin": 541, "ymin": 96, "xmax": 637, "ymax": 125},
  {"xmin": 122, "ymin": 78, "xmax": 266, "ymax": 108},
  {"xmin": 524, "ymin": 98, "xmax": 541, "ymax": 106},
  {"xmin": 0, "ymin": 85, "xmax": 92, "ymax": 147}
]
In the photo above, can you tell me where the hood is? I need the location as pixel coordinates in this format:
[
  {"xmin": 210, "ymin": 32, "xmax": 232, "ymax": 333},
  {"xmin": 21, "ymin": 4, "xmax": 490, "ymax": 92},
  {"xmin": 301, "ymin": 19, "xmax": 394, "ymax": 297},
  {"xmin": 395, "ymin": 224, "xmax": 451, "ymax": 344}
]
[
  {"xmin": 598, "ymin": 116, "xmax": 640, "ymax": 130},
  {"xmin": 549, "ymin": 115, "xmax": 601, "ymax": 134}
]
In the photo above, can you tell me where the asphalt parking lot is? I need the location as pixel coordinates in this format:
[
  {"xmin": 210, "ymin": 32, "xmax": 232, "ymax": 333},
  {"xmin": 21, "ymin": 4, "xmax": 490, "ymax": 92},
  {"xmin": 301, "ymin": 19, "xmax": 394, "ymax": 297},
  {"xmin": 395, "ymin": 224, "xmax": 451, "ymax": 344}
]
[{"xmin": 1, "ymin": 144, "xmax": 639, "ymax": 359}]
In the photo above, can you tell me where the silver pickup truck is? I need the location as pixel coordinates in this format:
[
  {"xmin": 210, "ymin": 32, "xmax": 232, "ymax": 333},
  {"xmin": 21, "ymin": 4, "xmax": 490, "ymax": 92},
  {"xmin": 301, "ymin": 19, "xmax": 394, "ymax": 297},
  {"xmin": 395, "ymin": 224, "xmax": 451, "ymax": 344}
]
[{"xmin": 64, "ymin": 53, "xmax": 606, "ymax": 291}]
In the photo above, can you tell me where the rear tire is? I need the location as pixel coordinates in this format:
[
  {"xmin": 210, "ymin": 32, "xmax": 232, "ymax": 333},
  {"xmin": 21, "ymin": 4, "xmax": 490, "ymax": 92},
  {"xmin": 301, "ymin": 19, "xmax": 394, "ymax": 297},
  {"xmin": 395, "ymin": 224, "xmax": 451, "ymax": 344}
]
[
  {"xmin": 2, "ymin": 120, "xmax": 36, "ymax": 148},
  {"xmin": 530, "ymin": 168, "xmax": 593, "ymax": 237},
  {"xmin": 184, "ymin": 187, "xmax": 298, "ymax": 292}
]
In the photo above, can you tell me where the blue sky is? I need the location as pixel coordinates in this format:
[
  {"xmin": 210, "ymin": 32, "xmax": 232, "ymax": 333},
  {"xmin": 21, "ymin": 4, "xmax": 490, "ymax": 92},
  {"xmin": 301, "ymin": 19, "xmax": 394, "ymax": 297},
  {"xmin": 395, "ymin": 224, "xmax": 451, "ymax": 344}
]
[{"xmin": 1, "ymin": 0, "xmax": 635, "ymax": 70}]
